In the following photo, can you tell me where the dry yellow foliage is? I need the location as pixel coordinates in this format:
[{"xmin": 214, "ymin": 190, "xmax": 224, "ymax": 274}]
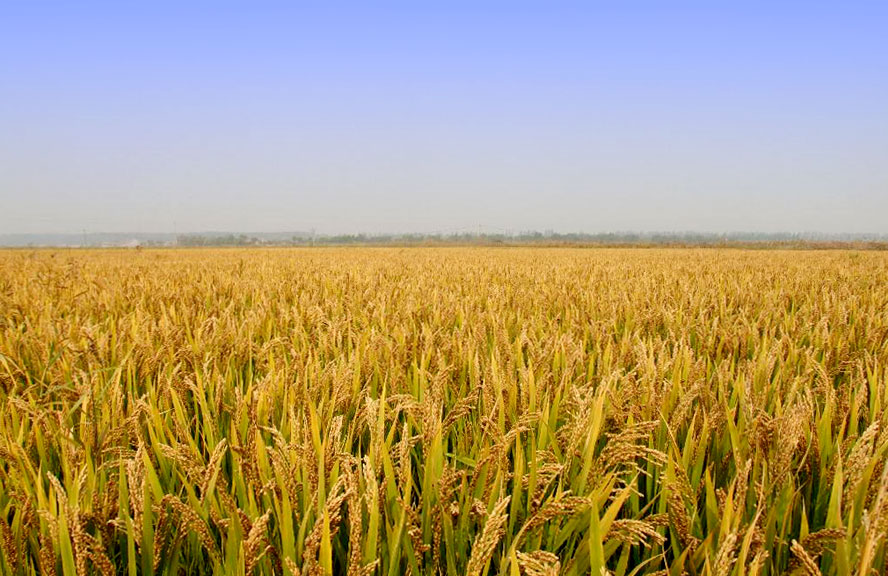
[{"xmin": 0, "ymin": 247, "xmax": 886, "ymax": 575}]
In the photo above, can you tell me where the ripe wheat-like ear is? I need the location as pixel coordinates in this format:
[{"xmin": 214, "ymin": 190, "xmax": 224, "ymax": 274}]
[{"xmin": 0, "ymin": 247, "xmax": 885, "ymax": 575}]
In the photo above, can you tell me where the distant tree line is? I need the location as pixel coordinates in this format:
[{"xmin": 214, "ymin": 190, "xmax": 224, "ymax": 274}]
[
  {"xmin": 285, "ymin": 231, "xmax": 888, "ymax": 248},
  {"xmin": 176, "ymin": 234, "xmax": 261, "ymax": 246},
  {"xmin": 3, "ymin": 231, "xmax": 885, "ymax": 248}
]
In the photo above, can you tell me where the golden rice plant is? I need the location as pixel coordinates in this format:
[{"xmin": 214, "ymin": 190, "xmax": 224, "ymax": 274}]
[{"xmin": 0, "ymin": 247, "xmax": 886, "ymax": 575}]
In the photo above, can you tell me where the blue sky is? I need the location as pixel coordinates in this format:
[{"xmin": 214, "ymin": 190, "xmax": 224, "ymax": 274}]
[{"xmin": 1, "ymin": 2, "xmax": 886, "ymax": 234}]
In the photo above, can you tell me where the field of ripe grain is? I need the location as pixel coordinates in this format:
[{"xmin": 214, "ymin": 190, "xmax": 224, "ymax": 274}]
[{"xmin": 1, "ymin": 248, "xmax": 887, "ymax": 575}]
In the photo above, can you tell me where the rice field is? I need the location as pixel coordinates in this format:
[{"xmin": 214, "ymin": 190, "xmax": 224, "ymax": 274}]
[{"xmin": 1, "ymin": 247, "xmax": 887, "ymax": 575}]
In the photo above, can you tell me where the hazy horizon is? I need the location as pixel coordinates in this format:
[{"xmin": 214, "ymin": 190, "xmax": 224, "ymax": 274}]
[
  {"xmin": 4, "ymin": 229, "xmax": 888, "ymax": 240},
  {"xmin": 2, "ymin": 2, "xmax": 886, "ymax": 235}
]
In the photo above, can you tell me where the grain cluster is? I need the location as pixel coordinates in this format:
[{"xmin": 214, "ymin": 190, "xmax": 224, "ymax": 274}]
[{"xmin": 0, "ymin": 247, "xmax": 886, "ymax": 575}]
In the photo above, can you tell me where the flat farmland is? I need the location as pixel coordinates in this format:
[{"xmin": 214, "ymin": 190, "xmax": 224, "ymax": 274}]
[{"xmin": 1, "ymin": 248, "xmax": 887, "ymax": 575}]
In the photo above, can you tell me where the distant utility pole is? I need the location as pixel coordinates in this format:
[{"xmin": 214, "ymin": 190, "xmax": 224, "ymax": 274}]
[{"xmin": 82, "ymin": 229, "xmax": 87, "ymax": 247}]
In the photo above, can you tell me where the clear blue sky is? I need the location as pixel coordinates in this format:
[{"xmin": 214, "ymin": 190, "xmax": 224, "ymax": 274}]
[{"xmin": 1, "ymin": 2, "xmax": 886, "ymax": 234}]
